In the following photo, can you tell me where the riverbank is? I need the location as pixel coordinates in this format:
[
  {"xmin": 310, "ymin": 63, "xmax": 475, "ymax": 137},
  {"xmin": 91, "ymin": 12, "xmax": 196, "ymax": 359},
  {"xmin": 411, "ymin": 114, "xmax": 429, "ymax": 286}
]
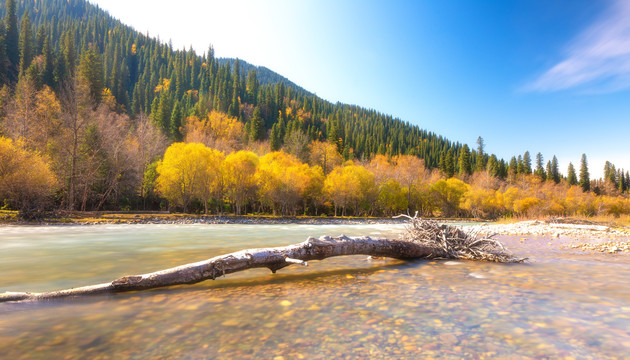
[
  {"xmin": 0, "ymin": 211, "xmax": 417, "ymax": 225},
  {"xmin": 481, "ymin": 219, "xmax": 630, "ymax": 254}
]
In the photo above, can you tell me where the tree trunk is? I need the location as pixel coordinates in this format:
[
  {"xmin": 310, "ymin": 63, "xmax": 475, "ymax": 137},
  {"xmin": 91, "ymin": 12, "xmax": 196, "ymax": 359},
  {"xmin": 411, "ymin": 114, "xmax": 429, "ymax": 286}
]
[{"xmin": 1, "ymin": 235, "xmax": 439, "ymax": 303}]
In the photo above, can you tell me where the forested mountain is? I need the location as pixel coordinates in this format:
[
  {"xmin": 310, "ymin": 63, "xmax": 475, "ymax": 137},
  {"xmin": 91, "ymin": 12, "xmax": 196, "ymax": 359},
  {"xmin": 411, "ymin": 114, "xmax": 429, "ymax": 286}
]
[
  {"xmin": 217, "ymin": 58, "xmax": 310, "ymax": 95},
  {"xmin": 0, "ymin": 0, "xmax": 471, "ymax": 167},
  {"xmin": 1, "ymin": 0, "xmax": 628, "ymax": 219}
]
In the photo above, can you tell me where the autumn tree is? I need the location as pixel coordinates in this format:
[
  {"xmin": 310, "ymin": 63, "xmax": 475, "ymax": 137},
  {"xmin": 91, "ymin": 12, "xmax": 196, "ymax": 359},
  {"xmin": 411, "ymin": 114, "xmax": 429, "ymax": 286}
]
[
  {"xmin": 156, "ymin": 142, "xmax": 224, "ymax": 213},
  {"xmin": 324, "ymin": 163, "xmax": 376, "ymax": 216},
  {"xmin": 3, "ymin": 75, "xmax": 38, "ymax": 143},
  {"xmin": 392, "ymin": 155, "xmax": 427, "ymax": 213},
  {"xmin": 255, "ymin": 151, "xmax": 317, "ymax": 215},
  {"xmin": 0, "ymin": 137, "xmax": 57, "ymax": 218},
  {"xmin": 183, "ymin": 111, "xmax": 245, "ymax": 153},
  {"xmin": 282, "ymin": 130, "xmax": 310, "ymax": 162},
  {"xmin": 223, "ymin": 151, "xmax": 259, "ymax": 215},
  {"xmin": 309, "ymin": 140, "xmax": 342, "ymax": 175},
  {"xmin": 430, "ymin": 178, "xmax": 469, "ymax": 217},
  {"xmin": 376, "ymin": 179, "xmax": 407, "ymax": 216}
]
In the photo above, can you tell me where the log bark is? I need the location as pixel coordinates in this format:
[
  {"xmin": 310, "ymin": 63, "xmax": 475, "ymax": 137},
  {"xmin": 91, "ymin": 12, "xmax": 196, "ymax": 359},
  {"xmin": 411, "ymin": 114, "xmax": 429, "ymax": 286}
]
[{"xmin": 1, "ymin": 235, "xmax": 439, "ymax": 303}]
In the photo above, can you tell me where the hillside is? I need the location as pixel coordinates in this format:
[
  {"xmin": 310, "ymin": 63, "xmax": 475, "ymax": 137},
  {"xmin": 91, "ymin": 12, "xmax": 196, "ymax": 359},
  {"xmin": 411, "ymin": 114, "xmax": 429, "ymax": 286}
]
[{"xmin": 0, "ymin": 0, "xmax": 473, "ymax": 168}]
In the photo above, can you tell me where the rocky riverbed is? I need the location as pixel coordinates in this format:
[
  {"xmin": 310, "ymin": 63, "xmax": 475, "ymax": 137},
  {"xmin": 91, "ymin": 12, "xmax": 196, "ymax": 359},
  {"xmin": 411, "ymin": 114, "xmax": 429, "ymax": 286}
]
[{"xmin": 479, "ymin": 220, "xmax": 630, "ymax": 254}]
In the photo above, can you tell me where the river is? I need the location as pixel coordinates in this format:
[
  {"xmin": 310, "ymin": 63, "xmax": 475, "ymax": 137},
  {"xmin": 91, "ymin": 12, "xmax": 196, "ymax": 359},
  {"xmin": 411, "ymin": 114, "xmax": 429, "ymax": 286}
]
[{"xmin": 1, "ymin": 224, "xmax": 629, "ymax": 359}]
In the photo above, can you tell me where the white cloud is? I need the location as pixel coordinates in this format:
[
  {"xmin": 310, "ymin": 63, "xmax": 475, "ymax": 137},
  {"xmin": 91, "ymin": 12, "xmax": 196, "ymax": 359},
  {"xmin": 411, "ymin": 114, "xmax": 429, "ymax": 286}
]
[{"xmin": 525, "ymin": 0, "xmax": 630, "ymax": 92}]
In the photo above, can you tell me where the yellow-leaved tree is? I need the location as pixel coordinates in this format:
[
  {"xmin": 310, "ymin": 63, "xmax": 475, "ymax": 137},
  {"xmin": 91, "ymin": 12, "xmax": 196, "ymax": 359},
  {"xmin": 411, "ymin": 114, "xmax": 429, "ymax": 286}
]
[
  {"xmin": 323, "ymin": 163, "xmax": 376, "ymax": 216},
  {"xmin": 0, "ymin": 137, "xmax": 57, "ymax": 218},
  {"xmin": 460, "ymin": 187, "xmax": 504, "ymax": 219},
  {"xmin": 182, "ymin": 111, "xmax": 245, "ymax": 153},
  {"xmin": 430, "ymin": 178, "xmax": 470, "ymax": 217},
  {"xmin": 255, "ymin": 151, "xmax": 315, "ymax": 215},
  {"xmin": 309, "ymin": 141, "xmax": 342, "ymax": 175},
  {"xmin": 156, "ymin": 142, "xmax": 224, "ymax": 213},
  {"xmin": 223, "ymin": 150, "xmax": 259, "ymax": 215}
]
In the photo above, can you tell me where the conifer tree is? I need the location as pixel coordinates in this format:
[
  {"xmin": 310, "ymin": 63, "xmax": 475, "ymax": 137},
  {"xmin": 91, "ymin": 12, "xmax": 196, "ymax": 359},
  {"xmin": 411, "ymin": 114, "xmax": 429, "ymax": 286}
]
[
  {"xmin": 170, "ymin": 100, "xmax": 183, "ymax": 141},
  {"xmin": 545, "ymin": 161, "xmax": 552, "ymax": 182},
  {"xmin": 62, "ymin": 30, "xmax": 76, "ymax": 78},
  {"xmin": 458, "ymin": 144, "xmax": 471, "ymax": 176},
  {"xmin": 579, "ymin": 154, "xmax": 590, "ymax": 192},
  {"xmin": 445, "ymin": 148, "xmax": 455, "ymax": 178},
  {"xmin": 0, "ymin": 22, "xmax": 8, "ymax": 86},
  {"xmin": 487, "ymin": 154, "xmax": 499, "ymax": 177},
  {"xmin": 475, "ymin": 136, "xmax": 485, "ymax": 172},
  {"xmin": 4, "ymin": 0, "xmax": 19, "ymax": 78},
  {"xmin": 522, "ymin": 151, "xmax": 532, "ymax": 175},
  {"xmin": 77, "ymin": 46, "xmax": 103, "ymax": 105},
  {"xmin": 18, "ymin": 11, "xmax": 34, "ymax": 77},
  {"xmin": 516, "ymin": 155, "xmax": 524, "ymax": 174},
  {"xmin": 534, "ymin": 152, "xmax": 546, "ymax": 180},
  {"xmin": 508, "ymin": 156, "xmax": 518, "ymax": 177},
  {"xmin": 551, "ymin": 156, "xmax": 560, "ymax": 183},
  {"xmin": 270, "ymin": 122, "xmax": 282, "ymax": 151},
  {"xmin": 249, "ymin": 106, "xmax": 265, "ymax": 141},
  {"xmin": 567, "ymin": 162, "xmax": 577, "ymax": 186}
]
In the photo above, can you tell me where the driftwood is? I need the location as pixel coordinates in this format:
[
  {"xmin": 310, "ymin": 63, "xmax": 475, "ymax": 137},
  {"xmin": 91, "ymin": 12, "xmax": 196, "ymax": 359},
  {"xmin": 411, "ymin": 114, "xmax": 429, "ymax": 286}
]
[{"xmin": 0, "ymin": 218, "xmax": 523, "ymax": 303}]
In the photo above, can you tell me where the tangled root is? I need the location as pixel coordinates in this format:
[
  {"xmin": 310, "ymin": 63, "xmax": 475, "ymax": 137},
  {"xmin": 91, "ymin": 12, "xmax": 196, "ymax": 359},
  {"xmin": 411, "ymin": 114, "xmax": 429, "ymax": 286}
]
[{"xmin": 395, "ymin": 213, "xmax": 525, "ymax": 263}]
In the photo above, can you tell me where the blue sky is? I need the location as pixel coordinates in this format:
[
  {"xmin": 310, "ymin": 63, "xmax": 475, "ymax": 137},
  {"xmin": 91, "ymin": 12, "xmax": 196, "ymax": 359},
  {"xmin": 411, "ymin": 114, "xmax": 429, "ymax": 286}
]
[{"xmin": 90, "ymin": 0, "xmax": 630, "ymax": 178}]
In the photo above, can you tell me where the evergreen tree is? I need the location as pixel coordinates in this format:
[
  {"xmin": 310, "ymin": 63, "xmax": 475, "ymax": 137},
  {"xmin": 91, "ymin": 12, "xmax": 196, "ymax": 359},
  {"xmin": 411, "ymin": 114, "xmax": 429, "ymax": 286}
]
[
  {"xmin": 246, "ymin": 69, "xmax": 258, "ymax": 104},
  {"xmin": 62, "ymin": 30, "xmax": 76, "ymax": 78},
  {"xmin": 567, "ymin": 162, "xmax": 577, "ymax": 186},
  {"xmin": 40, "ymin": 35, "xmax": 54, "ymax": 87},
  {"xmin": 4, "ymin": 0, "xmax": 19, "ymax": 78},
  {"xmin": 545, "ymin": 161, "xmax": 552, "ymax": 182},
  {"xmin": 154, "ymin": 93, "xmax": 172, "ymax": 134},
  {"xmin": 270, "ymin": 122, "xmax": 282, "ymax": 151},
  {"xmin": 18, "ymin": 10, "xmax": 34, "ymax": 76},
  {"xmin": 487, "ymin": 154, "xmax": 499, "ymax": 177},
  {"xmin": 77, "ymin": 46, "xmax": 104, "ymax": 105},
  {"xmin": 522, "ymin": 151, "xmax": 532, "ymax": 175},
  {"xmin": 579, "ymin": 154, "xmax": 590, "ymax": 192},
  {"xmin": 249, "ymin": 106, "xmax": 265, "ymax": 141},
  {"xmin": 551, "ymin": 155, "xmax": 560, "ymax": 183},
  {"xmin": 534, "ymin": 152, "xmax": 546, "ymax": 180},
  {"xmin": 458, "ymin": 144, "xmax": 472, "ymax": 176},
  {"xmin": 604, "ymin": 161, "xmax": 617, "ymax": 186},
  {"xmin": 475, "ymin": 136, "xmax": 485, "ymax": 172},
  {"xmin": 516, "ymin": 155, "xmax": 524, "ymax": 174},
  {"xmin": 445, "ymin": 148, "xmax": 455, "ymax": 178},
  {"xmin": 508, "ymin": 156, "xmax": 518, "ymax": 177},
  {"xmin": 170, "ymin": 100, "xmax": 183, "ymax": 141},
  {"xmin": 0, "ymin": 22, "xmax": 8, "ymax": 86}
]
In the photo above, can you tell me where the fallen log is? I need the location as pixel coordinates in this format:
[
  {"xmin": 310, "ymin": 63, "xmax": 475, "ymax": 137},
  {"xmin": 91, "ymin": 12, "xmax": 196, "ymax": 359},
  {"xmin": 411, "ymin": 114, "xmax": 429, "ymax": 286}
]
[{"xmin": 0, "ymin": 218, "xmax": 524, "ymax": 303}]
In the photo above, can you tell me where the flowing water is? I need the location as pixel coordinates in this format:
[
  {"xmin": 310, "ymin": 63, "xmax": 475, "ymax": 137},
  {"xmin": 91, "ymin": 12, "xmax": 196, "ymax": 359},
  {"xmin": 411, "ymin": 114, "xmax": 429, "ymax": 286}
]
[{"xmin": 0, "ymin": 224, "xmax": 629, "ymax": 359}]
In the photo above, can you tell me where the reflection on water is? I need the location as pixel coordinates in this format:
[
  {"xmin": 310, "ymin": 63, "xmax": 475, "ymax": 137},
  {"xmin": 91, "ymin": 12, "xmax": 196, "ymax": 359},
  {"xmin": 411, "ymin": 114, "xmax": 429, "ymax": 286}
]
[{"xmin": 1, "ymin": 224, "xmax": 629, "ymax": 359}]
